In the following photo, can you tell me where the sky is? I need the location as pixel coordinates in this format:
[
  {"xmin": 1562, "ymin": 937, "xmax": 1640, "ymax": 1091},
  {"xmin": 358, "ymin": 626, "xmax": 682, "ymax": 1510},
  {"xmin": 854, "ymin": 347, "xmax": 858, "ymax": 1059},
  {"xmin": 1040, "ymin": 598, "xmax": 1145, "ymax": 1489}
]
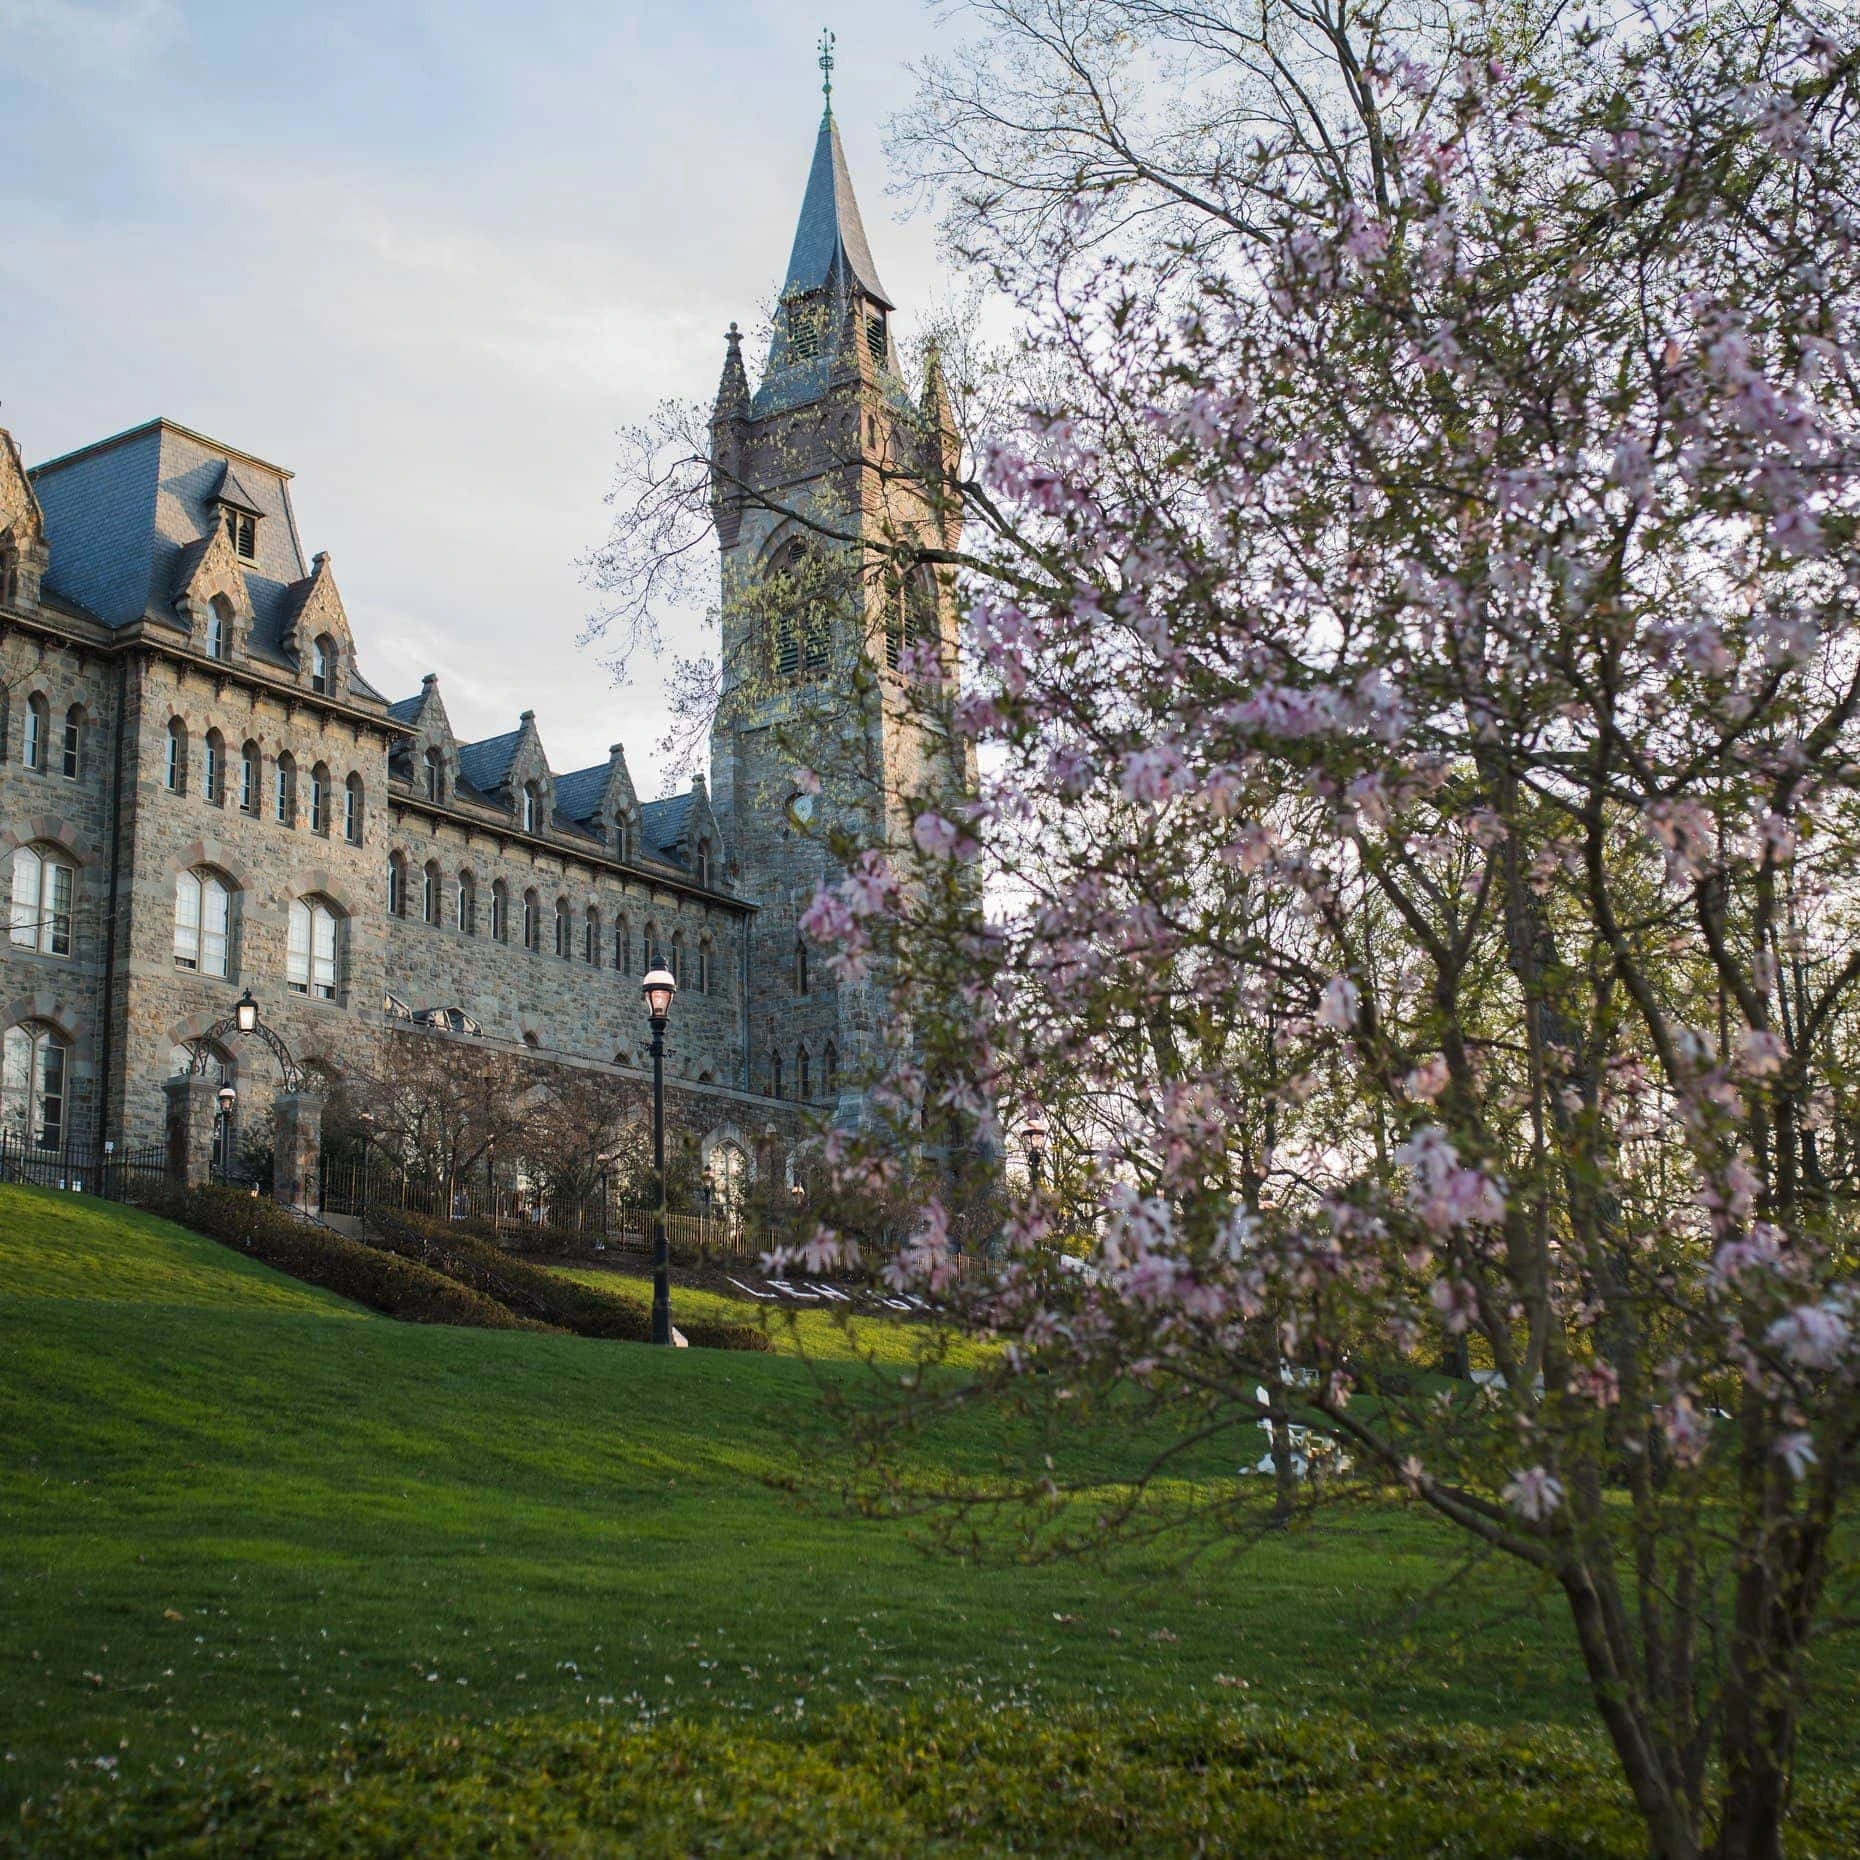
[{"xmin": 0, "ymin": 0, "xmax": 955, "ymax": 797}]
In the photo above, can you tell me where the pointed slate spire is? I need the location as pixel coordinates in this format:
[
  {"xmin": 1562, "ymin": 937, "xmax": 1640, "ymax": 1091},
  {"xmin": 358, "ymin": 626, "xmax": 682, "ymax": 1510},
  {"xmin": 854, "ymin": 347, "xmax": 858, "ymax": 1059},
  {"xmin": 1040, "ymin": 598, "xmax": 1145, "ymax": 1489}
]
[
  {"xmin": 783, "ymin": 104, "xmax": 893, "ymax": 310},
  {"xmin": 713, "ymin": 321, "xmax": 750, "ymax": 422}
]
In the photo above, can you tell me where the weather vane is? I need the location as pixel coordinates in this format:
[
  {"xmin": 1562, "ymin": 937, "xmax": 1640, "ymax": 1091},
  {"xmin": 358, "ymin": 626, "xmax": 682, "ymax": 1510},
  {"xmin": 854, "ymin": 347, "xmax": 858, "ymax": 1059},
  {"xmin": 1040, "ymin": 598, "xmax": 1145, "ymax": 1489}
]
[{"xmin": 818, "ymin": 27, "xmax": 835, "ymax": 111}]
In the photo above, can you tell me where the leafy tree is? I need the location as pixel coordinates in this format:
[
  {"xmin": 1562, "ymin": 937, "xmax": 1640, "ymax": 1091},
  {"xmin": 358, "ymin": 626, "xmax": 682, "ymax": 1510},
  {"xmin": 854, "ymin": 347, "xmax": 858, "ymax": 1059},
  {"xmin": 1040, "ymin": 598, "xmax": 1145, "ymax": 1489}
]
[{"xmin": 792, "ymin": 7, "xmax": 1860, "ymax": 1857}]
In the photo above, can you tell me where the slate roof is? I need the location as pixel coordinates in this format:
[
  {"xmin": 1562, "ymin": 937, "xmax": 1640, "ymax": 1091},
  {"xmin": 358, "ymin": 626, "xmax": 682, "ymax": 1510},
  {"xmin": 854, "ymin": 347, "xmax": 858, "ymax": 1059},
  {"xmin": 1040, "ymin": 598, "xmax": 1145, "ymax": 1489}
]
[
  {"xmin": 27, "ymin": 418, "xmax": 385, "ymax": 703},
  {"xmin": 455, "ymin": 728, "xmax": 522, "ymax": 794},
  {"xmin": 784, "ymin": 108, "xmax": 891, "ymax": 308},
  {"xmin": 552, "ymin": 763, "xmax": 612, "ymax": 823},
  {"xmin": 640, "ymin": 792, "xmax": 694, "ymax": 856},
  {"xmin": 386, "ymin": 692, "xmax": 424, "ymax": 724}
]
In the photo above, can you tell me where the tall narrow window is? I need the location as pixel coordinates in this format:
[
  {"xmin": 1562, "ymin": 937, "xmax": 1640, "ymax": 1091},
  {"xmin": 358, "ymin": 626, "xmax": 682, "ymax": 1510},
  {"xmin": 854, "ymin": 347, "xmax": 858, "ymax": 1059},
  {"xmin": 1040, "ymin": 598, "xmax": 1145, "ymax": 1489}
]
[
  {"xmin": 694, "ymin": 837, "xmax": 712, "ymax": 886},
  {"xmin": 615, "ymin": 817, "xmax": 631, "ymax": 862},
  {"xmin": 311, "ymin": 635, "xmax": 336, "ymax": 697},
  {"xmin": 203, "ymin": 730, "xmax": 224, "ymax": 806},
  {"xmin": 344, "ymin": 772, "xmax": 363, "ymax": 843},
  {"xmin": 696, "ymin": 939, "xmax": 713, "ymax": 995},
  {"xmin": 275, "ymin": 753, "xmax": 296, "ymax": 826},
  {"xmin": 770, "ymin": 1051, "xmax": 784, "ymax": 1100},
  {"xmin": 554, "ymin": 897, "xmax": 571, "ymax": 958},
  {"xmin": 1, "ymin": 1022, "xmax": 69, "ymax": 1149},
  {"xmin": 491, "ymin": 880, "xmax": 509, "ymax": 943},
  {"xmin": 10, "ymin": 845, "xmax": 74, "ymax": 956},
  {"xmin": 61, "ymin": 706, "xmax": 82, "ymax": 780},
  {"xmin": 310, "ymin": 763, "xmax": 331, "ymax": 835},
  {"xmin": 166, "ymin": 718, "xmax": 187, "ymax": 793},
  {"xmin": 241, "ymin": 741, "xmax": 260, "ymax": 813},
  {"xmin": 523, "ymin": 889, "xmax": 540, "ymax": 952},
  {"xmin": 287, "ymin": 896, "xmax": 341, "ymax": 999},
  {"xmin": 457, "ymin": 871, "xmax": 476, "ymax": 935},
  {"xmin": 823, "ymin": 1041, "xmax": 838, "ymax": 1096},
  {"xmin": 670, "ymin": 930, "xmax": 685, "ymax": 985},
  {"xmin": 173, "ymin": 869, "xmax": 233, "ymax": 977},
  {"xmin": 206, "ymin": 597, "xmax": 233, "ymax": 661},
  {"xmin": 388, "ymin": 853, "xmax": 407, "ymax": 917},
  {"xmin": 23, "ymin": 694, "xmax": 48, "ymax": 771},
  {"xmin": 225, "ymin": 507, "xmax": 257, "ymax": 561},
  {"xmin": 521, "ymin": 783, "xmax": 541, "ymax": 834},
  {"xmin": 614, "ymin": 915, "xmax": 630, "ymax": 973},
  {"xmin": 422, "ymin": 861, "xmax": 440, "ymax": 925},
  {"xmin": 795, "ymin": 938, "xmax": 809, "ymax": 997},
  {"xmin": 424, "ymin": 747, "xmax": 444, "ymax": 802},
  {"xmin": 798, "ymin": 1045, "xmax": 811, "ymax": 1099},
  {"xmin": 584, "ymin": 905, "xmax": 600, "ymax": 965}
]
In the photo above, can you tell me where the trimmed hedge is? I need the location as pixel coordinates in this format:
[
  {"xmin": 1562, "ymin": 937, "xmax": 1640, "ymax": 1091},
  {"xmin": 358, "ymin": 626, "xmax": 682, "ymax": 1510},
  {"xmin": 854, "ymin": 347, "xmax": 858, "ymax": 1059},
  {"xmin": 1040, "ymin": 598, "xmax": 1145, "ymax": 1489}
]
[
  {"xmin": 367, "ymin": 1210, "xmax": 769, "ymax": 1351},
  {"xmin": 130, "ymin": 1184, "xmax": 546, "ymax": 1332}
]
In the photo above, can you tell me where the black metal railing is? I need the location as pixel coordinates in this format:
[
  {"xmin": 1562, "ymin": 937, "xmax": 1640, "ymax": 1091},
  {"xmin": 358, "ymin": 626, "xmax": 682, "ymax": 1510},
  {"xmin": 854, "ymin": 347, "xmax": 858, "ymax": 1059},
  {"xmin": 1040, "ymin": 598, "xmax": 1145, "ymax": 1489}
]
[
  {"xmin": 0, "ymin": 1132, "xmax": 169, "ymax": 1204},
  {"xmin": 317, "ymin": 1154, "xmax": 770, "ymax": 1259}
]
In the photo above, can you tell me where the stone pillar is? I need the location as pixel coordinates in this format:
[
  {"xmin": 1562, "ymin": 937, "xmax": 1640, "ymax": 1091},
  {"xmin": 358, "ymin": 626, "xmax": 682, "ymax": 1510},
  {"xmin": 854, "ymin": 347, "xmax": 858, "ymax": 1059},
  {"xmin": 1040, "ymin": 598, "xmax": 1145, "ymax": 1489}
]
[
  {"xmin": 163, "ymin": 1074, "xmax": 218, "ymax": 1189},
  {"xmin": 272, "ymin": 1092, "xmax": 323, "ymax": 1214}
]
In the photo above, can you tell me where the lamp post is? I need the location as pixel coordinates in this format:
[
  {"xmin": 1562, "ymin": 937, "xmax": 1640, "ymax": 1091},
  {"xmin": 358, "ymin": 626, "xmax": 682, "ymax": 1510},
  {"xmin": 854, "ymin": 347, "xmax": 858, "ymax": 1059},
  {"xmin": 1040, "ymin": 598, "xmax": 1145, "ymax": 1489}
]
[
  {"xmin": 641, "ymin": 965, "xmax": 678, "ymax": 1345},
  {"xmin": 1024, "ymin": 1114, "xmax": 1048, "ymax": 1193},
  {"xmin": 215, "ymin": 1083, "xmax": 237, "ymax": 1183}
]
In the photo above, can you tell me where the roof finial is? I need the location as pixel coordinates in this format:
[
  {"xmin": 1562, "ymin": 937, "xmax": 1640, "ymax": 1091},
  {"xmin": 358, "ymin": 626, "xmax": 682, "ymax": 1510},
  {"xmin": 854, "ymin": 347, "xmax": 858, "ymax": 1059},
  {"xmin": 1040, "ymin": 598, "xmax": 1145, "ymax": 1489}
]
[{"xmin": 818, "ymin": 27, "xmax": 835, "ymax": 115}]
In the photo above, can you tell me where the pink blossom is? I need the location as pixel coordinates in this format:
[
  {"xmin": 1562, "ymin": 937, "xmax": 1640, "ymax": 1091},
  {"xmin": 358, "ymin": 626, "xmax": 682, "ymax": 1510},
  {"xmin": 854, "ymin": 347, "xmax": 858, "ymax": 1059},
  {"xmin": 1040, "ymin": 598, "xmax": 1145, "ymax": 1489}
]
[
  {"xmin": 913, "ymin": 812, "xmax": 960, "ymax": 858},
  {"xmin": 1398, "ymin": 1126, "xmax": 1506, "ymax": 1231},
  {"xmin": 1503, "ymin": 1466, "xmax": 1565, "ymax": 1523},
  {"xmin": 1404, "ymin": 1057, "xmax": 1450, "ymax": 1103},
  {"xmin": 1766, "ymin": 1302, "xmax": 1851, "ymax": 1369},
  {"xmin": 1775, "ymin": 1431, "xmax": 1818, "ymax": 1479},
  {"xmin": 1317, "ymin": 975, "xmax": 1360, "ymax": 1032}
]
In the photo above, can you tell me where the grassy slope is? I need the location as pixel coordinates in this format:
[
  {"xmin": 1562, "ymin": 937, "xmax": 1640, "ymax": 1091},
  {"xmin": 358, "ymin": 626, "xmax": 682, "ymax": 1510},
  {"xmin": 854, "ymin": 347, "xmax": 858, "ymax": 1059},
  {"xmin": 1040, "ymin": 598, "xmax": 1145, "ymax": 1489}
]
[{"xmin": 3, "ymin": 1187, "xmax": 1855, "ymax": 1850}]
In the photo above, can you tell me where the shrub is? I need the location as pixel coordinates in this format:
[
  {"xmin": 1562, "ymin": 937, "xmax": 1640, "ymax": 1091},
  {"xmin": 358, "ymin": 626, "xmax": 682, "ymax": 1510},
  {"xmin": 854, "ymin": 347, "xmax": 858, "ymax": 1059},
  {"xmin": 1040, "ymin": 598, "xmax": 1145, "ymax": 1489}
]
[
  {"xmin": 367, "ymin": 1211, "xmax": 768, "ymax": 1351},
  {"xmin": 129, "ymin": 1184, "xmax": 544, "ymax": 1333}
]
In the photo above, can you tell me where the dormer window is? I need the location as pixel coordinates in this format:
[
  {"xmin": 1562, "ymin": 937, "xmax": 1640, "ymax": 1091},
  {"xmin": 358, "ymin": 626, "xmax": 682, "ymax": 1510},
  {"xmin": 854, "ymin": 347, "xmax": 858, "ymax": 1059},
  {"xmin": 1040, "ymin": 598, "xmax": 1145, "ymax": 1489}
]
[
  {"xmin": 311, "ymin": 635, "xmax": 336, "ymax": 698},
  {"xmin": 521, "ymin": 782, "xmax": 541, "ymax": 835},
  {"xmin": 787, "ymin": 293, "xmax": 824, "ymax": 361},
  {"xmin": 223, "ymin": 507, "xmax": 257, "ymax": 562}
]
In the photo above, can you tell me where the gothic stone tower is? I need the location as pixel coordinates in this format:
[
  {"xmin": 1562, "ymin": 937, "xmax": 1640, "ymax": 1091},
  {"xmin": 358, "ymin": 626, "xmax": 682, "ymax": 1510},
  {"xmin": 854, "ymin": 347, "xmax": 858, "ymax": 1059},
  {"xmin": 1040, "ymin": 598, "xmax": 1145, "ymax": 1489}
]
[{"xmin": 708, "ymin": 85, "xmax": 963, "ymax": 1128}]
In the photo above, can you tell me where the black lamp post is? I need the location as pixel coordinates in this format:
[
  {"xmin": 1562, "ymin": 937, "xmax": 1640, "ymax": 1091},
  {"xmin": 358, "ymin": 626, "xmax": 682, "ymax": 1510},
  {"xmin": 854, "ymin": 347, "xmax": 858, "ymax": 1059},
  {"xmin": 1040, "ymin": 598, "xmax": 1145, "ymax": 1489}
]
[
  {"xmin": 215, "ymin": 1083, "xmax": 237, "ymax": 1182},
  {"xmin": 1024, "ymin": 1114, "xmax": 1048, "ymax": 1193},
  {"xmin": 641, "ymin": 964, "xmax": 678, "ymax": 1345}
]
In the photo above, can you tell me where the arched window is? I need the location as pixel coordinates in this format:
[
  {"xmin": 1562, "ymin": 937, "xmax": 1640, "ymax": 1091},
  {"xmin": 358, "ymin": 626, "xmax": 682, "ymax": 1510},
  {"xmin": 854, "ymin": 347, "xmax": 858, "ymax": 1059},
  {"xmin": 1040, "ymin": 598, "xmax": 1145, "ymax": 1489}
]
[
  {"xmin": 823, "ymin": 1040, "xmax": 838, "ymax": 1097},
  {"xmin": 521, "ymin": 783, "xmax": 541, "ymax": 835},
  {"xmin": 387, "ymin": 852, "xmax": 407, "ymax": 917},
  {"xmin": 584, "ymin": 904, "xmax": 600, "ymax": 964},
  {"xmin": 344, "ymin": 772, "xmax": 364, "ymax": 844},
  {"xmin": 241, "ymin": 741, "xmax": 261, "ymax": 814},
  {"xmin": 23, "ymin": 693, "xmax": 48, "ymax": 771},
  {"xmin": 643, "ymin": 923, "xmax": 659, "ymax": 972},
  {"xmin": 61, "ymin": 705, "xmax": 83, "ymax": 781},
  {"xmin": 457, "ymin": 870, "xmax": 476, "ymax": 935},
  {"xmin": 310, "ymin": 634, "xmax": 337, "ymax": 697},
  {"xmin": 886, "ymin": 564, "xmax": 939, "ymax": 672},
  {"xmin": 424, "ymin": 747, "xmax": 444, "ymax": 803},
  {"xmin": 670, "ymin": 929, "xmax": 686, "ymax": 985},
  {"xmin": 310, "ymin": 762, "xmax": 331, "ymax": 835},
  {"xmin": 169, "ymin": 1041, "xmax": 232, "ymax": 1083},
  {"xmin": 770, "ymin": 1051, "xmax": 784, "ymax": 1100},
  {"xmin": 275, "ymin": 752, "xmax": 296, "ymax": 826},
  {"xmin": 795, "ymin": 937, "xmax": 809, "ymax": 997},
  {"xmin": 173, "ymin": 868, "xmax": 233, "ymax": 977},
  {"xmin": 1, "ymin": 1021, "xmax": 69, "ymax": 1149},
  {"xmin": 9, "ymin": 844, "xmax": 74, "ymax": 956},
  {"xmin": 203, "ymin": 729, "xmax": 225, "ymax": 806},
  {"xmin": 614, "ymin": 915, "xmax": 630, "ymax": 973},
  {"xmin": 770, "ymin": 538, "xmax": 829, "ymax": 677},
  {"xmin": 422, "ymin": 860, "xmax": 441, "ymax": 925},
  {"xmin": 491, "ymin": 879, "xmax": 509, "ymax": 943},
  {"xmin": 798, "ymin": 1045, "xmax": 811, "ymax": 1100},
  {"xmin": 165, "ymin": 718, "xmax": 187, "ymax": 793},
  {"xmin": 615, "ymin": 816, "xmax": 631, "ymax": 862},
  {"xmin": 696, "ymin": 938, "xmax": 713, "ymax": 995},
  {"xmin": 694, "ymin": 837, "xmax": 713, "ymax": 886},
  {"xmin": 523, "ymin": 888, "xmax": 541, "ymax": 951},
  {"xmin": 206, "ymin": 596, "xmax": 233, "ymax": 661},
  {"xmin": 287, "ymin": 896, "xmax": 343, "ymax": 999},
  {"xmin": 554, "ymin": 896, "xmax": 572, "ymax": 958}
]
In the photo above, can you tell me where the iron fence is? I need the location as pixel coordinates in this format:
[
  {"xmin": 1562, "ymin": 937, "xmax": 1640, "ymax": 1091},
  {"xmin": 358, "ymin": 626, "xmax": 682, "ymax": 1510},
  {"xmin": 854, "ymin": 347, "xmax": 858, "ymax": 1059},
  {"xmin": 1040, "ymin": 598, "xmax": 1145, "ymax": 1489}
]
[
  {"xmin": 317, "ymin": 1154, "xmax": 772, "ymax": 1259},
  {"xmin": 0, "ymin": 1132, "xmax": 170, "ymax": 1204}
]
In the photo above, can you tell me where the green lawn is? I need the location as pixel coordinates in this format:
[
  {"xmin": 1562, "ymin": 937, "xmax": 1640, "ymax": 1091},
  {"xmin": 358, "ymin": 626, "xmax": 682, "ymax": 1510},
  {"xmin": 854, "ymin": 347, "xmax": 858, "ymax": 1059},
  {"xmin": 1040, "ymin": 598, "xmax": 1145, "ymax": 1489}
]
[{"xmin": 3, "ymin": 1186, "xmax": 1856, "ymax": 1854}]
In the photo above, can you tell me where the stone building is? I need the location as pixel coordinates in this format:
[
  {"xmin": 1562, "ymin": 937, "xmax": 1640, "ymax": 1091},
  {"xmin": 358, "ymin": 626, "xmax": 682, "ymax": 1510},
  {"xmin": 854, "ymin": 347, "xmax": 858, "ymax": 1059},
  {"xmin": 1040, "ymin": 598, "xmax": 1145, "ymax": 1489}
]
[{"xmin": 0, "ymin": 92, "xmax": 954, "ymax": 1195}]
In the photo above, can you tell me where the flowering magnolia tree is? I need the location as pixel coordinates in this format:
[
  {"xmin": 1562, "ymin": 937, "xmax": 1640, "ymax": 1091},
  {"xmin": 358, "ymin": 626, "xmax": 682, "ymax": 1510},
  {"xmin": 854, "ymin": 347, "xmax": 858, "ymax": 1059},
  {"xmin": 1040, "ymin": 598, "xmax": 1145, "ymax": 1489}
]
[{"xmin": 789, "ymin": 6, "xmax": 1860, "ymax": 1856}]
